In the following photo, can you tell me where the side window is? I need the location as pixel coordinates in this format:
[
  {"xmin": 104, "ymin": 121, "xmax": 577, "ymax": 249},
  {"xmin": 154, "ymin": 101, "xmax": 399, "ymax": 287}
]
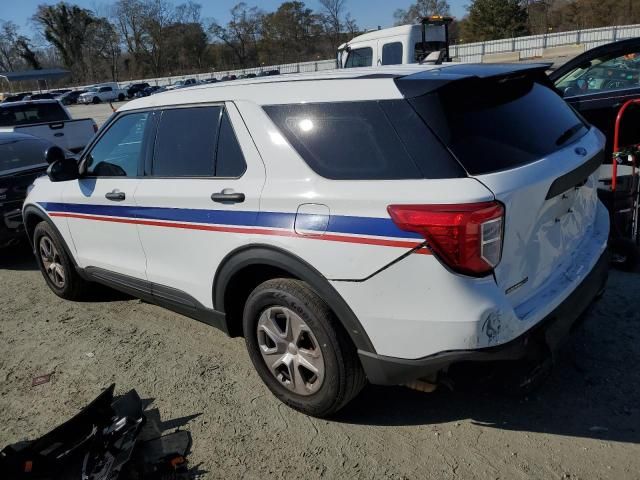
[
  {"xmin": 381, "ymin": 42, "xmax": 403, "ymax": 65},
  {"xmin": 99, "ymin": 87, "xmax": 112, "ymax": 93},
  {"xmin": 85, "ymin": 112, "xmax": 150, "ymax": 177},
  {"xmin": 344, "ymin": 47, "xmax": 373, "ymax": 68},
  {"xmin": 152, "ymin": 106, "xmax": 222, "ymax": 177},
  {"xmin": 215, "ymin": 110, "xmax": 247, "ymax": 177},
  {"xmin": 555, "ymin": 51, "xmax": 640, "ymax": 96},
  {"xmin": 264, "ymin": 101, "xmax": 428, "ymax": 180}
]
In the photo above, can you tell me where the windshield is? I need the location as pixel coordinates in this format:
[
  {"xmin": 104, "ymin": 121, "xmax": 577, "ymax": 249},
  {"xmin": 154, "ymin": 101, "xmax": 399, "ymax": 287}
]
[
  {"xmin": 555, "ymin": 52, "xmax": 640, "ymax": 95},
  {"xmin": 0, "ymin": 138, "xmax": 47, "ymax": 173}
]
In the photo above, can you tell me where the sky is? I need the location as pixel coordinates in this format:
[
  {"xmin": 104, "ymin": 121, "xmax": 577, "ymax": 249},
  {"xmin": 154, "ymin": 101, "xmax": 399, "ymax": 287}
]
[{"xmin": 0, "ymin": 0, "xmax": 468, "ymax": 36}]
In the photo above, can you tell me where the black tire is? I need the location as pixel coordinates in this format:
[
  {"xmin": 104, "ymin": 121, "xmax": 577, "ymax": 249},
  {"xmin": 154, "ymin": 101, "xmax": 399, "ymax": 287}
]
[
  {"xmin": 609, "ymin": 237, "xmax": 639, "ymax": 271},
  {"xmin": 118, "ymin": 93, "xmax": 125, "ymax": 101},
  {"xmin": 243, "ymin": 278, "xmax": 366, "ymax": 417},
  {"xmin": 92, "ymin": 96, "xmax": 100, "ymax": 104},
  {"xmin": 33, "ymin": 221, "xmax": 89, "ymax": 300}
]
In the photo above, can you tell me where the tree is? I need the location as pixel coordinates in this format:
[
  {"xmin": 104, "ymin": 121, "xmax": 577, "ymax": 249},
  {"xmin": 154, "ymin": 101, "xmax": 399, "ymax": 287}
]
[
  {"xmin": 260, "ymin": 1, "xmax": 324, "ymax": 64},
  {"xmin": 394, "ymin": 0, "xmax": 451, "ymax": 25},
  {"xmin": 465, "ymin": 0, "xmax": 529, "ymax": 41},
  {"xmin": 319, "ymin": 0, "xmax": 346, "ymax": 48},
  {"xmin": 208, "ymin": 3, "xmax": 263, "ymax": 68},
  {"xmin": 32, "ymin": 2, "xmax": 97, "ymax": 80}
]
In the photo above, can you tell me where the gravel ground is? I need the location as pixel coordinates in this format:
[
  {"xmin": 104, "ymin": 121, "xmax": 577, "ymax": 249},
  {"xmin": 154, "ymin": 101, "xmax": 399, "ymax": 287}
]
[
  {"xmin": 1, "ymin": 242, "xmax": 639, "ymax": 479},
  {"xmin": 68, "ymin": 101, "xmax": 128, "ymax": 127}
]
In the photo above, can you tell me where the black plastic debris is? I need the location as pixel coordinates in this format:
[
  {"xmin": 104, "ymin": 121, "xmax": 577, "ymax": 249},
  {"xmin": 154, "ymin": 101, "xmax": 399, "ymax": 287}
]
[{"xmin": 0, "ymin": 384, "xmax": 194, "ymax": 479}]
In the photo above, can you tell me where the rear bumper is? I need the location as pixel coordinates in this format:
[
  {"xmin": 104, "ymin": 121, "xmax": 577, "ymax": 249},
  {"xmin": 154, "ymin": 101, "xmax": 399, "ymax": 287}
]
[{"xmin": 359, "ymin": 250, "xmax": 610, "ymax": 386}]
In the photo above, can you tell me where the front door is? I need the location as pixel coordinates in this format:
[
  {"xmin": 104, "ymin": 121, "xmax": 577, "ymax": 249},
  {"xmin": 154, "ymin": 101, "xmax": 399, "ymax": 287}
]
[{"xmin": 59, "ymin": 111, "xmax": 153, "ymax": 279}]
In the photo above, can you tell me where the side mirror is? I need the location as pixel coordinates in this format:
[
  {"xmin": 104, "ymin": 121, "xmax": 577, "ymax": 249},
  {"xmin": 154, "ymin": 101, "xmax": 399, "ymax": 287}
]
[
  {"xmin": 47, "ymin": 157, "xmax": 79, "ymax": 182},
  {"xmin": 44, "ymin": 145, "xmax": 65, "ymax": 165}
]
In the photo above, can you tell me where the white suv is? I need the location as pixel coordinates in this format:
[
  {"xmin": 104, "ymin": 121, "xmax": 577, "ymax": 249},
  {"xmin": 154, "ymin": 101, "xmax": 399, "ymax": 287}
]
[{"xmin": 23, "ymin": 64, "xmax": 609, "ymax": 417}]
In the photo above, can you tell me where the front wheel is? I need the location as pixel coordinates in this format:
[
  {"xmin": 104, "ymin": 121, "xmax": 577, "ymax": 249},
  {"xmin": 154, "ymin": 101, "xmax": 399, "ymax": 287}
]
[
  {"xmin": 92, "ymin": 96, "xmax": 100, "ymax": 104},
  {"xmin": 243, "ymin": 279, "xmax": 366, "ymax": 417},
  {"xmin": 33, "ymin": 221, "xmax": 89, "ymax": 300}
]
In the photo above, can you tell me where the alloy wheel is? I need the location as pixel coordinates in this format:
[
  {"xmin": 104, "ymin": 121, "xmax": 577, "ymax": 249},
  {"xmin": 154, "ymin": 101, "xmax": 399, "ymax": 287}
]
[
  {"xmin": 256, "ymin": 306, "xmax": 325, "ymax": 396},
  {"xmin": 39, "ymin": 236, "xmax": 65, "ymax": 288}
]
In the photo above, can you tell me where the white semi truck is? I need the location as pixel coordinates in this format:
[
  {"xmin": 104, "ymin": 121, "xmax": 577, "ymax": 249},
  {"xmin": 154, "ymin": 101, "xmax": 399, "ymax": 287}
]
[{"xmin": 338, "ymin": 16, "xmax": 454, "ymax": 68}]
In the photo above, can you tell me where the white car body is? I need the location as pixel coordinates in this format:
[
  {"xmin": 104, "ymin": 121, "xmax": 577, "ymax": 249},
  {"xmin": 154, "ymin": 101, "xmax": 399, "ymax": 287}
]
[
  {"xmin": 78, "ymin": 83, "xmax": 126, "ymax": 104},
  {"xmin": 23, "ymin": 64, "xmax": 609, "ymax": 392},
  {"xmin": 0, "ymin": 100, "xmax": 97, "ymax": 153}
]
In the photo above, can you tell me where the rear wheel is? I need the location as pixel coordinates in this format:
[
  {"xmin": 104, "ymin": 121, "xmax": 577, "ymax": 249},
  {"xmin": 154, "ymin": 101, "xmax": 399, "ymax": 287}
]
[
  {"xmin": 243, "ymin": 278, "xmax": 366, "ymax": 417},
  {"xmin": 33, "ymin": 221, "xmax": 89, "ymax": 300},
  {"xmin": 118, "ymin": 93, "xmax": 125, "ymax": 101}
]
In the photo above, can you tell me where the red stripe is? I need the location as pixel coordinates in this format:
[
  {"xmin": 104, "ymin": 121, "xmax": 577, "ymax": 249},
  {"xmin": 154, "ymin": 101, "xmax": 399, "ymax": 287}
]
[{"xmin": 50, "ymin": 212, "xmax": 430, "ymax": 253}]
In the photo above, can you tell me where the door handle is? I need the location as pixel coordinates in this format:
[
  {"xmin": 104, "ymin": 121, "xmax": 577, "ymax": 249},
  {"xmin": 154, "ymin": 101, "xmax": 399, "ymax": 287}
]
[
  {"xmin": 105, "ymin": 190, "xmax": 126, "ymax": 201},
  {"xmin": 211, "ymin": 190, "xmax": 245, "ymax": 203}
]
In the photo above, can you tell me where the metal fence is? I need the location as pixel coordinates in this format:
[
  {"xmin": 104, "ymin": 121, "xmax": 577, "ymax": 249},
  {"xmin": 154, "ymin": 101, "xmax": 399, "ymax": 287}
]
[
  {"xmin": 79, "ymin": 23, "xmax": 640, "ymax": 90},
  {"xmin": 450, "ymin": 23, "xmax": 640, "ymax": 63},
  {"xmin": 122, "ymin": 59, "xmax": 338, "ymax": 88}
]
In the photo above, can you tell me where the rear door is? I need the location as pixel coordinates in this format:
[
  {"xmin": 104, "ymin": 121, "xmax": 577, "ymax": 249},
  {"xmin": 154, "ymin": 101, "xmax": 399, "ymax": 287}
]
[
  {"xmin": 134, "ymin": 102, "xmax": 265, "ymax": 308},
  {"xmin": 410, "ymin": 73, "xmax": 606, "ymax": 309}
]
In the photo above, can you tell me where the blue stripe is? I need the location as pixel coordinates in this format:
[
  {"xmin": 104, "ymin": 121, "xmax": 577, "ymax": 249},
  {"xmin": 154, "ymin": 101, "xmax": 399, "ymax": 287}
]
[{"xmin": 39, "ymin": 202, "xmax": 421, "ymax": 240}]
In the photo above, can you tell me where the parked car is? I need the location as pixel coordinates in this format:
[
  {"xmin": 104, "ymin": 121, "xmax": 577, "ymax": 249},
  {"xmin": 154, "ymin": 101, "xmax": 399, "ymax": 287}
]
[
  {"xmin": 78, "ymin": 83, "xmax": 127, "ymax": 104},
  {"xmin": 0, "ymin": 100, "xmax": 97, "ymax": 153},
  {"xmin": 0, "ymin": 132, "xmax": 60, "ymax": 248},
  {"xmin": 165, "ymin": 78, "xmax": 198, "ymax": 91},
  {"xmin": 203, "ymin": 78, "xmax": 218, "ymax": 84},
  {"xmin": 126, "ymin": 82, "xmax": 150, "ymax": 98},
  {"xmin": 2, "ymin": 92, "xmax": 32, "ymax": 103},
  {"xmin": 550, "ymin": 37, "xmax": 640, "ymax": 158},
  {"xmin": 23, "ymin": 64, "xmax": 609, "ymax": 417},
  {"xmin": 60, "ymin": 90, "xmax": 88, "ymax": 105},
  {"xmin": 220, "ymin": 75, "xmax": 237, "ymax": 81},
  {"xmin": 135, "ymin": 85, "xmax": 166, "ymax": 97},
  {"xmin": 26, "ymin": 93, "xmax": 57, "ymax": 101}
]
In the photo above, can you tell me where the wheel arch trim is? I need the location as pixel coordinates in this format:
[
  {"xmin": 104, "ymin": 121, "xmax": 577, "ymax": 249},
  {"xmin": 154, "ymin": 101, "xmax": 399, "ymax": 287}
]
[{"xmin": 213, "ymin": 244, "xmax": 377, "ymax": 353}]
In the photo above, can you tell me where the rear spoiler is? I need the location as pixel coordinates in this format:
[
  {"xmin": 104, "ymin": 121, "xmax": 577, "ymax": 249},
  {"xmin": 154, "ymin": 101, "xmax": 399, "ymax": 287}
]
[{"xmin": 395, "ymin": 63, "xmax": 553, "ymax": 98}]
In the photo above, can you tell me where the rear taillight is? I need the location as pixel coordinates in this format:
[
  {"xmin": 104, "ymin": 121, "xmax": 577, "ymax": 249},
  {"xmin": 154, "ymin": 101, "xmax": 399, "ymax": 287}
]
[{"xmin": 387, "ymin": 201, "xmax": 504, "ymax": 276}]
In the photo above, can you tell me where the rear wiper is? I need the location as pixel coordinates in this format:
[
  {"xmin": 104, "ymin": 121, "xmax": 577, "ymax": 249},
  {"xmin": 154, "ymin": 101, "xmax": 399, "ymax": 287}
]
[{"xmin": 555, "ymin": 123, "xmax": 585, "ymax": 146}]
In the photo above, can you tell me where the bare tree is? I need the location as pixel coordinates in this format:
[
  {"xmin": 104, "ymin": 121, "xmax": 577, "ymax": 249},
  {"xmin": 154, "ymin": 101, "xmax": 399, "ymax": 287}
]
[
  {"xmin": 319, "ymin": 0, "xmax": 346, "ymax": 47},
  {"xmin": 209, "ymin": 3, "xmax": 263, "ymax": 68}
]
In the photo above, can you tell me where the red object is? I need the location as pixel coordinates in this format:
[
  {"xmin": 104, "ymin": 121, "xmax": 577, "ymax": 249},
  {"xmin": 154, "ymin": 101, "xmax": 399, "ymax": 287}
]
[
  {"xmin": 612, "ymin": 99, "xmax": 640, "ymax": 191},
  {"xmin": 24, "ymin": 460, "xmax": 33, "ymax": 473},
  {"xmin": 387, "ymin": 201, "xmax": 504, "ymax": 276}
]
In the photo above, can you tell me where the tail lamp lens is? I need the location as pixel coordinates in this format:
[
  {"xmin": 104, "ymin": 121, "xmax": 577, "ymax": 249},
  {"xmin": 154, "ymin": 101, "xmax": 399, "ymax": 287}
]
[{"xmin": 387, "ymin": 201, "xmax": 504, "ymax": 276}]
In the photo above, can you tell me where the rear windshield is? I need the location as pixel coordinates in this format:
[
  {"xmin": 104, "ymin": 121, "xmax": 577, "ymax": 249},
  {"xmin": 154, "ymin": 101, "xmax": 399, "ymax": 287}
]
[
  {"xmin": 0, "ymin": 138, "xmax": 47, "ymax": 173},
  {"xmin": 410, "ymin": 76, "xmax": 589, "ymax": 175},
  {"xmin": 0, "ymin": 102, "xmax": 68, "ymax": 127},
  {"xmin": 264, "ymin": 100, "xmax": 463, "ymax": 180}
]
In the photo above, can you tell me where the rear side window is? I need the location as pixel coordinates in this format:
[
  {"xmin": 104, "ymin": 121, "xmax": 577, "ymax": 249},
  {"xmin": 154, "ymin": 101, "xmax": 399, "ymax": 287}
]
[
  {"xmin": 345, "ymin": 47, "xmax": 373, "ymax": 68},
  {"xmin": 264, "ymin": 101, "xmax": 463, "ymax": 180},
  {"xmin": 382, "ymin": 42, "xmax": 403, "ymax": 65},
  {"xmin": 215, "ymin": 110, "xmax": 246, "ymax": 177},
  {"xmin": 153, "ymin": 107, "xmax": 222, "ymax": 177},
  {"xmin": 0, "ymin": 103, "xmax": 68, "ymax": 126},
  {"xmin": 410, "ymin": 76, "xmax": 589, "ymax": 175}
]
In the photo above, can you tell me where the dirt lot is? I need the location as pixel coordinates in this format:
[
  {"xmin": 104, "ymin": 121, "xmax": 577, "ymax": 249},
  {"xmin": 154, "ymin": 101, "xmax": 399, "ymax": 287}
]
[{"xmin": 1, "ymin": 241, "xmax": 639, "ymax": 479}]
